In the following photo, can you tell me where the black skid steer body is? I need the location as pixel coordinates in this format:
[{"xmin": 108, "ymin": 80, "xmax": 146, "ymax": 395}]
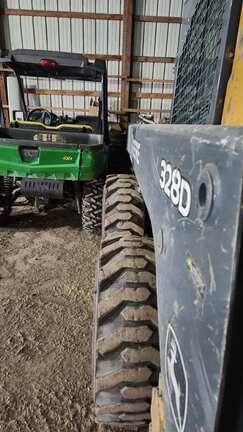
[
  {"xmin": 128, "ymin": 124, "xmax": 243, "ymax": 432},
  {"xmin": 126, "ymin": 0, "xmax": 243, "ymax": 429}
]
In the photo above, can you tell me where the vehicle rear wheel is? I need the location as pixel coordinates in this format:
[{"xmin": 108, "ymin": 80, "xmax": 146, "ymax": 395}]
[
  {"xmin": 93, "ymin": 234, "xmax": 159, "ymax": 427},
  {"xmin": 102, "ymin": 174, "xmax": 145, "ymax": 238},
  {"xmin": 0, "ymin": 176, "xmax": 13, "ymax": 226},
  {"xmin": 81, "ymin": 179, "xmax": 104, "ymax": 233}
]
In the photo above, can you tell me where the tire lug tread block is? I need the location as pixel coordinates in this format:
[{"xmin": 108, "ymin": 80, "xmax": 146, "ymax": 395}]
[
  {"xmin": 81, "ymin": 179, "xmax": 104, "ymax": 233},
  {"xmin": 102, "ymin": 174, "xmax": 145, "ymax": 238},
  {"xmin": 93, "ymin": 234, "xmax": 160, "ymax": 427}
]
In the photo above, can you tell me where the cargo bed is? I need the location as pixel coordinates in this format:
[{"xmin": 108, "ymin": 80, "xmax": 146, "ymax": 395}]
[
  {"xmin": 0, "ymin": 127, "xmax": 103, "ymax": 149},
  {"xmin": 0, "ymin": 128, "xmax": 105, "ymax": 180}
]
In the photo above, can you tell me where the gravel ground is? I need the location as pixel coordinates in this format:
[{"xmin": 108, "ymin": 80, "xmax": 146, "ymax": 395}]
[{"xmin": 0, "ymin": 206, "xmax": 115, "ymax": 432}]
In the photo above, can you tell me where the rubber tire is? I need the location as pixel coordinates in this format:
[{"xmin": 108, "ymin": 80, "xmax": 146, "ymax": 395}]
[
  {"xmin": 81, "ymin": 179, "xmax": 104, "ymax": 233},
  {"xmin": 0, "ymin": 177, "xmax": 13, "ymax": 226},
  {"xmin": 93, "ymin": 234, "xmax": 159, "ymax": 427},
  {"xmin": 102, "ymin": 174, "xmax": 145, "ymax": 238}
]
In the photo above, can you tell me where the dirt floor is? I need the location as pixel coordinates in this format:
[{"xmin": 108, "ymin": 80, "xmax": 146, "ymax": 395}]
[{"xmin": 0, "ymin": 205, "xmax": 115, "ymax": 432}]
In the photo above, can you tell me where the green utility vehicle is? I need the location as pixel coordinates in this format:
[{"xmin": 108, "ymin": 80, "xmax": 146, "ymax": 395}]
[{"xmin": 0, "ymin": 49, "xmax": 109, "ymax": 230}]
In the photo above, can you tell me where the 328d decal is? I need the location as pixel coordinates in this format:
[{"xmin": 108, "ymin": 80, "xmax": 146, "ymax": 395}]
[{"xmin": 159, "ymin": 159, "xmax": 192, "ymax": 217}]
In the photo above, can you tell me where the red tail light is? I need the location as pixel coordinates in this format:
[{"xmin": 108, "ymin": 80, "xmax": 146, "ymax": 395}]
[{"xmin": 40, "ymin": 58, "xmax": 58, "ymax": 69}]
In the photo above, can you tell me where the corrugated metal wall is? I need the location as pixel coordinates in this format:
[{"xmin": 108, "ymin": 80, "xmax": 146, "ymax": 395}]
[
  {"xmin": 1, "ymin": 0, "xmax": 183, "ymax": 122},
  {"xmin": 132, "ymin": 0, "xmax": 183, "ymax": 120}
]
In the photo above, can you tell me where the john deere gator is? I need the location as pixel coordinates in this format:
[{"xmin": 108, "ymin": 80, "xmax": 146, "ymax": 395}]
[{"xmin": 0, "ymin": 49, "xmax": 109, "ymax": 231}]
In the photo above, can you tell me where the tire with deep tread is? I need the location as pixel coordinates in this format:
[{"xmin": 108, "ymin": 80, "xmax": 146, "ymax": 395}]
[
  {"xmin": 102, "ymin": 174, "xmax": 145, "ymax": 238},
  {"xmin": 0, "ymin": 176, "xmax": 13, "ymax": 226},
  {"xmin": 93, "ymin": 234, "xmax": 159, "ymax": 427},
  {"xmin": 81, "ymin": 179, "xmax": 104, "ymax": 233}
]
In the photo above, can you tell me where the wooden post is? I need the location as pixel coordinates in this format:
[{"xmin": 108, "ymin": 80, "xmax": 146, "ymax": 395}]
[
  {"xmin": 121, "ymin": 0, "xmax": 134, "ymax": 129},
  {"xmin": 0, "ymin": 15, "xmax": 9, "ymax": 127},
  {"xmin": 0, "ymin": 65, "xmax": 9, "ymax": 127}
]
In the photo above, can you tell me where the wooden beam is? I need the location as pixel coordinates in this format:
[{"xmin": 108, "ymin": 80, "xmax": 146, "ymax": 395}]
[
  {"xmin": 126, "ymin": 108, "xmax": 171, "ymax": 114},
  {"xmin": 0, "ymin": 52, "xmax": 175, "ymax": 64},
  {"xmin": 0, "ymin": 64, "xmax": 9, "ymax": 126},
  {"xmin": 27, "ymin": 105, "xmax": 94, "ymax": 113},
  {"xmin": 2, "ymin": 103, "xmax": 170, "ymax": 115},
  {"xmin": 128, "ymin": 77, "xmax": 174, "ymax": 84},
  {"xmin": 26, "ymin": 88, "xmax": 120, "ymax": 98},
  {"xmin": 0, "ymin": 8, "xmax": 122, "ymax": 20},
  {"xmin": 0, "ymin": 53, "xmax": 121, "ymax": 62},
  {"xmin": 25, "ymin": 88, "xmax": 173, "ymax": 100},
  {"xmin": 121, "ymin": 0, "xmax": 134, "ymax": 127},
  {"xmin": 133, "ymin": 92, "xmax": 173, "ymax": 99},
  {"xmin": 136, "ymin": 15, "xmax": 182, "ymax": 24},
  {"xmin": 1, "ymin": 69, "xmax": 174, "ymax": 85},
  {"xmin": 0, "ymin": 70, "xmax": 174, "ymax": 85},
  {"xmin": 82, "ymin": 54, "xmax": 176, "ymax": 63},
  {"xmin": 111, "ymin": 77, "xmax": 174, "ymax": 84},
  {"xmin": 108, "ymin": 75, "xmax": 174, "ymax": 84},
  {"xmin": 84, "ymin": 53, "xmax": 121, "ymax": 61},
  {"xmin": 134, "ymin": 56, "xmax": 175, "ymax": 63},
  {"xmin": 109, "ymin": 107, "xmax": 171, "ymax": 114},
  {"xmin": 23, "ymin": 105, "xmax": 170, "ymax": 114},
  {"xmin": 0, "ymin": 8, "xmax": 182, "ymax": 24}
]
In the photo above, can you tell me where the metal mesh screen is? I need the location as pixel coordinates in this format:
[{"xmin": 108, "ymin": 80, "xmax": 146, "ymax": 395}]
[{"xmin": 171, "ymin": 0, "xmax": 227, "ymax": 124}]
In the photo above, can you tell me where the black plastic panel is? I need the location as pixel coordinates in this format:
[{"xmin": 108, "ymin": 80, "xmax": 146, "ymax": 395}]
[{"xmin": 0, "ymin": 49, "xmax": 106, "ymax": 82}]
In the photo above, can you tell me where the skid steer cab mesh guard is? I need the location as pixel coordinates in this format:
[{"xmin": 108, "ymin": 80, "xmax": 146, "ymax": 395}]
[
  {"xmin": 171, "ymin": 0, "xmax": 241, "ymax": 125},
  {"xmin": 128, "ymin": 124, "xmax": 243, "ymax": 432}
]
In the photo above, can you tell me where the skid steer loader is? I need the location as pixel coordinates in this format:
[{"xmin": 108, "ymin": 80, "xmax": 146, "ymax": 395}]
[{"xmin": 93, "ymin": 0, "xmax": 243, "ymax": 431}]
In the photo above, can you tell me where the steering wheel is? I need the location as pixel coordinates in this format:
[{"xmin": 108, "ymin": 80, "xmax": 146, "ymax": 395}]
[{"xmin": 27, "ymin": 109, "xmax": 59, "ymax": 126}]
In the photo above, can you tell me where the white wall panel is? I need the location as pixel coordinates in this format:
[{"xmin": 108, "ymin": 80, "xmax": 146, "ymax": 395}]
[{"xmin": 2, "ymin": 0, "xmax": 184, "ymax": 121}]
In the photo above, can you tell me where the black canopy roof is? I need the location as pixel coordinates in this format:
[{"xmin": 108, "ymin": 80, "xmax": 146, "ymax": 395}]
[{"xmin": 0, "ymin": 49, "xmax": 107, "ymax": 82}]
